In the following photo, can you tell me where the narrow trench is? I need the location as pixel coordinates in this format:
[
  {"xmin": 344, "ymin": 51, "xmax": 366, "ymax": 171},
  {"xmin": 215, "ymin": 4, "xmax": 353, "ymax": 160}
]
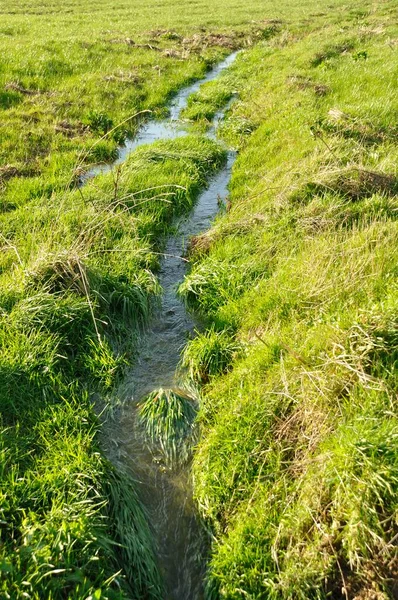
[{"xmin": 93, "ymin": 52, "xmax": 239, "ymax": 599}]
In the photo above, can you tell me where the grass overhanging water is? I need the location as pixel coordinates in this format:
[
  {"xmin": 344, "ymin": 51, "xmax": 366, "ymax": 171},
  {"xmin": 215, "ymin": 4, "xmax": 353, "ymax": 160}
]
[{"xmin": 0, "ymin": 121, "xmax": 227, "ymax": 596}]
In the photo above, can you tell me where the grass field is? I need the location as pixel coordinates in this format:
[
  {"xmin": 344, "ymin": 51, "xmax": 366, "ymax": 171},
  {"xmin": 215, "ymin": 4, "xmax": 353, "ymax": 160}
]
[
  {"xmin": 179, "ymin": 2, "xmax": 398, "ymax": 597},
  {"xmin": 0, "ymin": 0, "xmax": 397, "ymax": 598}
]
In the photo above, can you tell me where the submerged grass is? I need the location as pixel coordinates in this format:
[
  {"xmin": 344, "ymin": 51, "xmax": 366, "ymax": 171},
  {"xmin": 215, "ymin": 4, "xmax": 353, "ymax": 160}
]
[{"xmin": 138, "ymin": 388, "xmax": 198, "ymax": 467}]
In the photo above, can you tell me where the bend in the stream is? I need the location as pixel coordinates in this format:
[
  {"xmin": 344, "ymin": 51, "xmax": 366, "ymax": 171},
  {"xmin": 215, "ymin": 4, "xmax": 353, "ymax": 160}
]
[{"xmin": 81, "ymin": 51, "xmax": 239, "ymax": 183}]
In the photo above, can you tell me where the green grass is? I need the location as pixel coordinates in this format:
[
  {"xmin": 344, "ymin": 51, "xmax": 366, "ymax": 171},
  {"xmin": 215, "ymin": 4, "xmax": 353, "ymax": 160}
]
[
  {"xmin": 138, "ymin": 388, "xmax": 198, "ymax": 466},
  {"xmin": 0, "ymin": 0, "xmax": 279, "ymax": 188},
  {"xmin": 0, "ymin": 110, "xmax": 226, "ymax": 596},
  {"xmin": 181, "ymin": 82, "xmax": 236, "ymax": 125},
  {"xmin": 178, "ymin": 3, "xmax": 398, "ymax": 597},
  {"xmin": 1, "ymin": 0, "xmax": 398, "ymax": 597},
  {"xmin": 0, "ymin": 0, "xmax": 237, "ymax": 591},
  {"xmin": 180, "ymin": 325, "xmax": 243, "ymax": 384},
  {"xmin": 0, "ymin": 387, "xmax": 162, "ymax": 599}
]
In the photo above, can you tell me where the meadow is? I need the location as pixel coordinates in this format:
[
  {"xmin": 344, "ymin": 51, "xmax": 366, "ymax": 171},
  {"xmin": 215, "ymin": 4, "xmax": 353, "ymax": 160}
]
[
  {"xmin": 0, "ymin": 0, "xmax": 397, "ymax": 598},
  {"xmin": 179, "ymin": 2, "xmax": 398, "ymax": 597}
]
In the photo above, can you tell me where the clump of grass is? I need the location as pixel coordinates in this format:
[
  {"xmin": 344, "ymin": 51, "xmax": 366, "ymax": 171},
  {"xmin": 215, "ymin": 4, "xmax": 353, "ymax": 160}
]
[
  {"xmin": 179, "ymin": 241, "xmax": 264, "ymax": 317},
  {"xmin": 217, "ymin": 112, "xmax": 258, "ymax": 149},
  {"xmin": 82, "ymin": 337, "xmax": 127, "ymax": 390},
  {"xmin": 138, "ymin": 388, "xmax": 198, "ymax": 466},
  {"xmin": 181, "ymin": 84, "xmax": 234, "ymax": 123},
  {"xmin": 187, "ymin": 230, "xmax": 217, "ymax": 256},
  {"xmin": 187, "ymin": 214, "xmax": 266, "ymax": 258},
  {"xmin": 180, "ymin": 327, "xmax": 242, "ymax": 384},
  {"xmin": 27, "ymin": 250, "xmax": 89, "ymax": 295},
  {"xmin": 321, "ymin": 107, "xmax": 397, "ymax": 145},
  {"xmin": 332, "ymin": 168, "xmax": 398, "ymax": 200},
  {"xmin": 84, "ymin": 110, "xmax": 128, "ymax": 144},
  {"xmin": 286, "ymin": 74, "xmax": 330, "ymax": 96},
  {"xmin": 87, "ymin": 139, "xmax": 119, "ymax": 163}
]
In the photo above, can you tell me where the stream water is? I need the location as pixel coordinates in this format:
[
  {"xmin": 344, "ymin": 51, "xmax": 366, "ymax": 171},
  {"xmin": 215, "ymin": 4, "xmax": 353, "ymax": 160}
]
[{"xmin": 96, "ymin": 52, "xmax": 239, "ymax": 599}]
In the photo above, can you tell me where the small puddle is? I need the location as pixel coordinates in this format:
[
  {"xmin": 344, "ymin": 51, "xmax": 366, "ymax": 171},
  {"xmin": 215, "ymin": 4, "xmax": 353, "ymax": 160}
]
[{"xmin": 95, "ymin": 52, "xmax": 239, "ymax": 599}]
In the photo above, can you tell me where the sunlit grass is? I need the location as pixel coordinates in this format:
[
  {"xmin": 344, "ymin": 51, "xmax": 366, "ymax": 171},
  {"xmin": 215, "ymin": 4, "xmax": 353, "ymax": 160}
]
[
  {"xmin": 0, "ymin": 100, "xmax": 226, "ymax": 597},
  {"xmin": 181, "ymin": 5, "xmax": 398, "ymax": 597},
  {"xmin": 1, "ymin": 0, "xmax": 397, "ymax": 597},
  {"xmin": 138, "ymin": 388, "xmax": 198, "ymax": 466}
]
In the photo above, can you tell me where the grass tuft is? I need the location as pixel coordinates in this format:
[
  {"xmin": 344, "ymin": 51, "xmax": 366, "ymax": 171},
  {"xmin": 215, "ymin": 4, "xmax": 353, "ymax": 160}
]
[
  {"xmin": 293, "ymin": 167, "xmax": 398, "ymax": 203},
  {"xmin": 180, "ymin": 327, "xmax": 242, "ymax": 384},
  {"xmin": 310, "ymin": 39, "xmax": 356, "ymax": 66},
  {"xmin": 138, "ymin": 388, "xmax": 198, "ymax": 466}
]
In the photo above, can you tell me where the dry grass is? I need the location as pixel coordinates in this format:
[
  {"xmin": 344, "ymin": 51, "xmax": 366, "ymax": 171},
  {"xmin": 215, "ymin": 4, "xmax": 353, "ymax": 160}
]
[
  {"xmin": 325, "ymin": 108, "xmax": 398, "ymax": 145},
  {"xmin": 287, "ymin": 75, "xmax": 330, "ymax": 96},
  {"xmin": 27, "ymin": 251, "xmax": 90, "ymax": 295}
]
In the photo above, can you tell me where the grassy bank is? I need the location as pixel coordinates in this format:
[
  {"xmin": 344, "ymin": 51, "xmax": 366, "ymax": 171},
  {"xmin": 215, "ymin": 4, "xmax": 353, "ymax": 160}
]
[
  {"xmin": 179, "ymin": 1, "xmax": 398, "ymax": 597},
  {"xmin": 0, "ymin": 132, "xmax": 226, "ymax": 597}
]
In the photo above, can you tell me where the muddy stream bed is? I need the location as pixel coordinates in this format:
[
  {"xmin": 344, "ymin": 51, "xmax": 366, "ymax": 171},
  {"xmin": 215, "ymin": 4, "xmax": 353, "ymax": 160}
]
[{"xmin": 93, "ymin": 52, "xmax": 238, "ymax": 599}]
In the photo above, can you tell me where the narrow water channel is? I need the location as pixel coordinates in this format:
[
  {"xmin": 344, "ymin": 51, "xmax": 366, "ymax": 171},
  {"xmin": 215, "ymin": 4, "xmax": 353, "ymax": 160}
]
[{"xmin": 96, "ymin": 52, "xmax": 239, "ymax": 599}]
